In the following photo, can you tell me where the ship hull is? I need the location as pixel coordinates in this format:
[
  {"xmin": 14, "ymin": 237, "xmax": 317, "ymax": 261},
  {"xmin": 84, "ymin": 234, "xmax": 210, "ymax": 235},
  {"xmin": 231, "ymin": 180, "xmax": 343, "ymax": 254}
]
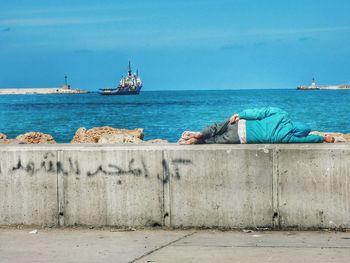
[
  {"xmin": 99, "ymin": 85, "xmax": 142, "ymax": 95},
  {"xmin": 99, "ymin": 90, "xmax": 140, "ymax": 95}
]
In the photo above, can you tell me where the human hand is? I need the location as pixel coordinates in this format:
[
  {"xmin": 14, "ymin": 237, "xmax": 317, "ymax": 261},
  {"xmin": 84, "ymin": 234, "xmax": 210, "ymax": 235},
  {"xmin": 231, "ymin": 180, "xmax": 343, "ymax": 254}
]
[
  {"xmin": 178, "ymin": 137, "xmax": 200, "ymax": 145},
  {"xmin": 229, "ymin": 114, "xmax": 240, "ymax": 124}
]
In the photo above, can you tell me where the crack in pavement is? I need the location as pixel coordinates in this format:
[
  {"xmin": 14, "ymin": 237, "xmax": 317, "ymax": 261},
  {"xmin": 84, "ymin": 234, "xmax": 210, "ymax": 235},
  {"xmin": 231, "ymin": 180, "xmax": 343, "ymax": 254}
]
[
  {"xmin": 129, "ymin": 231, "xmax": 197, "ymax": 263},
  {"xmin": 171, "ymin": 245, "xmax": 350, "ymax": 249}
]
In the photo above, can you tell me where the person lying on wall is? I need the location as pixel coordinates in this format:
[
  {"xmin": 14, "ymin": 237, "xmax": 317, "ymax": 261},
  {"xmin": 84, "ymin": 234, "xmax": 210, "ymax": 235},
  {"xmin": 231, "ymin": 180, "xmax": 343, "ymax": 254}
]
[{"xmin": 178, "ymin": 107, "xmax": 335, "ymax": 145}]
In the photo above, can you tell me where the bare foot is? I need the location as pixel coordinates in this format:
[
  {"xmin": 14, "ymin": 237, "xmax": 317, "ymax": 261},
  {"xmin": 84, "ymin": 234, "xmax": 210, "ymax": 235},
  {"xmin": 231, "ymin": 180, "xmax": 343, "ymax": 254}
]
[{"xmin": 324, "ymin": 135, "xmax": 335, "ymax": 143}]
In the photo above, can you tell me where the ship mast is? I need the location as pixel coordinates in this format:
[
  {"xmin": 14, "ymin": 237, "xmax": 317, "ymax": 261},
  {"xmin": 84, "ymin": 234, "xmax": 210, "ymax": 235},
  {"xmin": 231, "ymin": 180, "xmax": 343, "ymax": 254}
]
[{"xmin": 128, "ymin": 61, "xmax": 132, "ymax": 76}]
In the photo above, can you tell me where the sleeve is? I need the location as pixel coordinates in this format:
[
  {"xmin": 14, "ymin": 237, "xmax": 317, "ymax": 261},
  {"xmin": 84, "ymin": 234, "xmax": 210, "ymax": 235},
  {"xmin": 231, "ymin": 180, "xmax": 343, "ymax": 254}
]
[
  {"xmin": 287, "ymin": 134, "xmax": 324, "ymax": 143},
  {"xmin": 239, "ymin": 107, "xmax": 287, "ymax": 120},
  {"xmin": 201, "ymin": 120, "xmax": 229, "ymax": 140}
]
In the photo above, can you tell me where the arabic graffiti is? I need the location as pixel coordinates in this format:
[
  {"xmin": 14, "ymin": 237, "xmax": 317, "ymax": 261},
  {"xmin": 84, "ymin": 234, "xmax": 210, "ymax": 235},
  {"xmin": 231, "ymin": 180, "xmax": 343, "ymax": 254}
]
[
  {"xmin": 159, "ymin": 158, "xmax": 192, "ymax": 184},
  {"xmin": 171, "ymin": 158, "xmax": 192, "ymax": 179},
  {"xmin": 5, "ymin": 152, "xmax": 192, "ymax": 183},
  {"xmin": 86, "ymin": 158, "xmax": 148, "ymax": 177},
  {"xmin": 11, "ymin": 152, "xmax": 80, "ymax": 177}
]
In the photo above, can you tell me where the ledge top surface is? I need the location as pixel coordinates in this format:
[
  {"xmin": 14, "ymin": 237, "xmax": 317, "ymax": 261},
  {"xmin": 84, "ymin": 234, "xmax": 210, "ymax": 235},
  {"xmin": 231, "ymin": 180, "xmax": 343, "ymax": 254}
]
[{"xmin": 1, "ymin": 143, "xmax": 350, "ymax": 151}]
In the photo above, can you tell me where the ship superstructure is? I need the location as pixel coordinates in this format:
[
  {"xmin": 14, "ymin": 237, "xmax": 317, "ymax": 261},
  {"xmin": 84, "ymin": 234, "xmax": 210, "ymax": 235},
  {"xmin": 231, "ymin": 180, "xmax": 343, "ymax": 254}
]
[{"xmin": 99, "ymin": 62, "xmax": 142, "ymax": 95}]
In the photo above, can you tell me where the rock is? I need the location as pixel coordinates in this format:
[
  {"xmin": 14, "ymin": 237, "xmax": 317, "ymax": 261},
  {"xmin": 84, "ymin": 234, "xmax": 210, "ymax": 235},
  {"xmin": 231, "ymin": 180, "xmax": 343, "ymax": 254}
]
[
  {"xmin": 71, "ymin": 126, "xmax": 144, "ymax": 144},
  {"xmin": 344, "ymin": 133, "xmax": 350, "ymax": 141},
  {"xmin": 146, "ymin": 139, "xmax": 169, "ymax": 144},
  {"xmin": 0, "ymin": 133, "xmax": 7, "ymax": 140},
  {"xmin": 310, "ymin": 131, "xmax": 350, "ymax": 142},
  {"xmin": 71, "ymin": 127, "xmax": 92, "ymax": 143},
  {"xmin": 16, "ymin": 132, "xmax": 56, "ymax": 144},
  {"xmin": 98, "ymin": 134, "xmax": 143, "ymax": 144}
]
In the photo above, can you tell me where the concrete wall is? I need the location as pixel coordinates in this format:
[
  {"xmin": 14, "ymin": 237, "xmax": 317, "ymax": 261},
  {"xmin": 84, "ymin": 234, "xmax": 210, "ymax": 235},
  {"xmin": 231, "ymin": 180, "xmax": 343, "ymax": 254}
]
[
  {"xmin": 0, "ymin": 149, "xmax": 58, "ymax": 226},
  {"xmin": 276, "ymin": 145, "xmax": 350, "ymax": 229},
  {"xmin": 0, "ymin": 144, "xmax": 349, "ymax": 229}
]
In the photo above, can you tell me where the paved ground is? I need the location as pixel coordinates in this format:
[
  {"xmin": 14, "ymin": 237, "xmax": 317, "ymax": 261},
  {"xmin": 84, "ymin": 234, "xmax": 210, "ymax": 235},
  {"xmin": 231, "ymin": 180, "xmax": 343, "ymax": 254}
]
[{"xmin": 0, "ymin": 228, "xmax": 350, "ymax": 262}]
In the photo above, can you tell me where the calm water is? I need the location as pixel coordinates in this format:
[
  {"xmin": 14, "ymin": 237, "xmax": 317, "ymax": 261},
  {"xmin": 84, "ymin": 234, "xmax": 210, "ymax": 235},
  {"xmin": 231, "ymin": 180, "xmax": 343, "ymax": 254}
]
[{"xmin": 0, "ymin": 89, "xmax": 349, "ymax": 143}]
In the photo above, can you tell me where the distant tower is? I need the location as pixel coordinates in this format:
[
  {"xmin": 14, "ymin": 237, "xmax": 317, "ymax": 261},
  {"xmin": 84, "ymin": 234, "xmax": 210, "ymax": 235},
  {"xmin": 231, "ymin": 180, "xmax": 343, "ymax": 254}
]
[
  {"xmin": 311, "ymin": 77, "xmax": 316, "ymax": 86},
  {"xmin": 64, "ymin": 75, "xmax": 70, "ymax": 89}
]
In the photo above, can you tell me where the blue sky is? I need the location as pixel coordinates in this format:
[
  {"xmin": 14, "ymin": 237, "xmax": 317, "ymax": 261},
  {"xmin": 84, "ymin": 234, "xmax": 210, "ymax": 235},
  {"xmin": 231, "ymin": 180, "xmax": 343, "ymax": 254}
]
[{"xmin": 0, "ymin": 0, "xmax": 349, "ymax": 90}]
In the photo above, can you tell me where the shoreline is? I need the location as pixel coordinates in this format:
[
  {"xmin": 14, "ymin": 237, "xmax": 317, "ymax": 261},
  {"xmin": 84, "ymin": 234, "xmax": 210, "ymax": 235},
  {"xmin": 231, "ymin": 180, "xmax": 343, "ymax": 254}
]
[
  {"xmin": 297, "ymin": 84, "xmax": 350, "ymax": 90},
  {"xmin": 1, "ymin": 129, "xmax": 350, "ymax": 145}
]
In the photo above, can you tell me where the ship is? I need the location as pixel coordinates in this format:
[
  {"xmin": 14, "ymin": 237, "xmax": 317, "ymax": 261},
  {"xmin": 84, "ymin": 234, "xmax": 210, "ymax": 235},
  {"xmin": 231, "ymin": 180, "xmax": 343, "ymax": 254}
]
[
  {"xmin": 297, "ymin": 78, "xmax": 350, "ymax": 90},
  {"xmin": 99, "ymin": 62, "xmax": 142, "ymax": 95}
]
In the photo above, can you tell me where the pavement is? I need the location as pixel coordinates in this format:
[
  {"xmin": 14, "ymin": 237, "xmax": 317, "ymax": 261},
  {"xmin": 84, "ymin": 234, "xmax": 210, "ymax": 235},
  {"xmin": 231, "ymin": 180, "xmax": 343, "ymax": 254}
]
[{"xmin": 0, "ymin": 228, "xmax": 350, "ymax": 262}]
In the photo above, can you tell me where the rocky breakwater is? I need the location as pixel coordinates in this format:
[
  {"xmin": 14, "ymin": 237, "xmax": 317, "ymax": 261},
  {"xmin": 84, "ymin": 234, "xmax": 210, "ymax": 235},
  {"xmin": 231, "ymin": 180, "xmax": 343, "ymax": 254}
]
[
  {"xmin": 5, "ymin": 128, "xmax": 349, "ymax": 144},
  {"xmin": 16, "ymin": 132, "xmax": 56, "ymax": 144},
  {"xmin": 0, "ymin": 132, "xmax": 56, "ymax": 144},
  {"xmin": 0, "ymin": 127, "xmax": 169, "ymax": 144},
  {"xmin": 71, "ymin": 126, "xmax": 144, "ymax": 144},
  {"xmin": 71, "ymin": 126, "xmax": 168, "ymax": 144}
]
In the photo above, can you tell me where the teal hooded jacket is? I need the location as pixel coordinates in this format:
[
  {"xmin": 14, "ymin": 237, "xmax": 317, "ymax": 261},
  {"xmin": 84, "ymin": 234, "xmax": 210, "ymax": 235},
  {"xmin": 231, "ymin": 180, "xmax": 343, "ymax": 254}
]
[{"xmin": 239, "ymin": 107, "xmax": 324, "ymax": 143}]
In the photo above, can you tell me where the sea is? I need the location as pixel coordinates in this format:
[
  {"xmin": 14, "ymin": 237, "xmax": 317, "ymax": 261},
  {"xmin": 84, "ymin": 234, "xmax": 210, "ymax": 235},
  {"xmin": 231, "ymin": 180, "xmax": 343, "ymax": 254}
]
[{"xmin": 0, "ymin": 89, "xmax": 349, "ymax": 143}]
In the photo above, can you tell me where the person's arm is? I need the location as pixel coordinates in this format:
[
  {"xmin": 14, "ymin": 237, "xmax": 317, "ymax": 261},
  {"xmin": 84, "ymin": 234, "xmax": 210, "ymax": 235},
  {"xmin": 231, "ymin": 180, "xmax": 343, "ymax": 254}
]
[
  {"xmin": 288, "ymin": 134, "xmax": 324, "ymax": 143},
  {"xmin": 238, "ymin": 107, "xmax": 287, "ymax": 120}
]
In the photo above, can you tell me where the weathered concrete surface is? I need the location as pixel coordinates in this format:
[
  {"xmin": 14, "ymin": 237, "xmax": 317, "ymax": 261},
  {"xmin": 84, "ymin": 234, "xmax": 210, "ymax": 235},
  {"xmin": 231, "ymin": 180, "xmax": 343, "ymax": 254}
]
[
  {"xmin": 0, "ymin": 149, "xmax": 58, "ymax": 226},
  {"xmin": 165, "ymin": 147, "xmax": 273, "ymax": 228},
  {"xmin": 0, "ymin": 144, "xmax": 349, "ymax": 229},
  {"xmin": 61, "ymin": 148, "xmax": 164, "ymax": 226},
  {"xmin": 0, "ymin": 229, "xmax": 349, "ymax": 263},
  {"xmin": 0, "ymin": 228, "xmax": 192, "ymax": 263},
  {"xmin": 277, "ymin": 145, "xmax": 350, "ymax": 229},
  {"xmin": 141, "ymin": 230, "xmax": 350, "ymax": 263}
]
